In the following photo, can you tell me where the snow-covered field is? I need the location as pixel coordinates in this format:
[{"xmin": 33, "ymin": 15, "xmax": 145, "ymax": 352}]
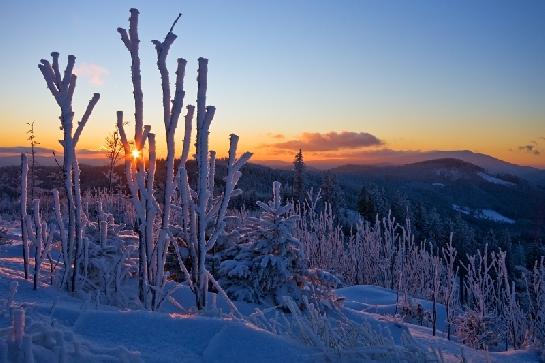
[
  {"xmin": 477, "ymin": 172, "xmax": 516, "ymax": 187},
  {"xmin": 452, "ymin": 204, "xmax": 515, "ymax": 224},
  {"xmin": 0, "ymin": 236, "xmax": 538, "ymax": 362}
]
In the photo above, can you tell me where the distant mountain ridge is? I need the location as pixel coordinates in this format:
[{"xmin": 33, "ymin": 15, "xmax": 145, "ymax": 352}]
[
  {"xmin": 257, "ymin": 150, "xmax": 545, "ymax": 185},
  {"xmin": 327, "ymin": 156, "xmax": 545, "ymax": 241}
]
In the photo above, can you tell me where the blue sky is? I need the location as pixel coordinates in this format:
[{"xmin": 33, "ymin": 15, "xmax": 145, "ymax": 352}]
[{"xmin": 0, "ymin": 0, "xmax": 544, "ymax": 166}]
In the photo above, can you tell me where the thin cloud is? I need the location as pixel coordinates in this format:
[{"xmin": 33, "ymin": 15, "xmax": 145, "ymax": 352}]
[
  {"xmin": 265, "ymin": 131, "xmax": 383, "ymax": 152},
  {"xmin": 74, "ymin": 63, "xmax": 109, "ymax": 85},
  {"xmin": 518, "ymin": 144, "xmax": 540, "ymax": 155},
  {"xmin": 77, "ymin": 148, "xmax": 104, "ymax": 155},
  {"xmin": 267, "ymin": 133, "xmax": 285, "ymax": 139},
  {"xmin": 0, "ymin": 146, "xmax": 53, "ymax": 154}
]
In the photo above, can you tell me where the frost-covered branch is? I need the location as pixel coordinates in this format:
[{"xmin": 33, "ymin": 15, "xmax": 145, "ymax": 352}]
[{"xmin": 38, "ymin": 51, "xmax": 100, "ymax": 292}]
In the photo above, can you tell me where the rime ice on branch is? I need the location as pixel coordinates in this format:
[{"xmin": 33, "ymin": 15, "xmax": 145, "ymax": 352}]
[
  {"xmin": 116, "ymin": 8, "xmax": 185, "ymax": 309},
  {"xmin": 116, "ymin": 8, "xmax": 251, "ymax": 310},
  {"xmin": 174, "ymin": 56, "xmax": 252, "ymax": 310},
  {"xmin": 38, "ymin": 52, "xmax": 100, "ymax": 292}
]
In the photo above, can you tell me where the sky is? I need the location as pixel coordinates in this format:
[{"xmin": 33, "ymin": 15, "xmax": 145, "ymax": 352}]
[{"xmin": 0, "ymin": 0, "xmax": 544, "ymax": 167}]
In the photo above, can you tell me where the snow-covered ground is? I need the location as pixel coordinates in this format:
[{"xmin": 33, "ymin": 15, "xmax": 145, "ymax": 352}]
[
  {"xmin": 477, "ymin": 172, "xmax": 516, "ymax": 187},
  {"xmin": 452, "ymin": 204, "xmax": 515, "ymax": 224},
  {"xmin": 0, "ymin": 237, "xmax": 538, "ymax": 362},
  {"xmin": 338, "ymin": 286, "xmax": 537, "ymax": 362}
]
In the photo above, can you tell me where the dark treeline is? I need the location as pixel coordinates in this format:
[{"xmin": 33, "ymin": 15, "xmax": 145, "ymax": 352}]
[{"xmin": 1, "ymin": 157, "xmax": 543, "ymax": 273}]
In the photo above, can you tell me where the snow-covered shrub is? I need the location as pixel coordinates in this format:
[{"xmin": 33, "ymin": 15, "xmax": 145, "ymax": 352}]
[
  {"xmin": 219, "ymin": 181, "xmax": 306, "ymax": 306},
  {"xmin": 24, "ymin": 199, "xmax": 54, "ymax": 290},
  {"xmin": 494, "ymin": 250, "xmax": 527, "ymax": 349},
  {"xmin": 521, "ymin": 257, "xmax": 545, "ymax": 356},
  {"xmin": 249, "ymin": 295, "xmax": 443, "ymax": 362},
  {"xmin": 82, "ymin": 189, "xmax": 136, "ymax": 228},
  {"xmin": 442, "ymin": 234, "xmax": 459, "ymax": 340},
  {"xmin": 454, "ymin": 310, "xmax": 499, "ymax": 350},
  {"xmin": 220, "ymin": 181, "xmax": 339, "ymax": 308},
  {"xmin": 77, "ymin": 201, "xmax": 139, "ymax": 307},
  {"xmin": 295, "ymin": 189, "xmax": 348, "ymax": 282},
  {"xmin": 397, "ymin": 300, "xmax": 428, "ymax": 327},
  {"xmin": 80, "ymin": 238, "xmax": 139, "ymax": 308},
  {"xmin": 456, "ymin": 246, "xmax": 519, "ymax": 350}
]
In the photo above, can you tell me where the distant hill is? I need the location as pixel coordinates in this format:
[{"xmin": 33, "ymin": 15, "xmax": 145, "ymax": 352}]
[
  {"xmin": 409, "ymin": 150, "xmax": 545, "ymax": 184},
  {"xmin": 331, "ymin": 157, "xmax": 545, "ymax": 240},
  {"xmin": 257, "ymin": 150, "xmax": 545, "ymax": 185}
]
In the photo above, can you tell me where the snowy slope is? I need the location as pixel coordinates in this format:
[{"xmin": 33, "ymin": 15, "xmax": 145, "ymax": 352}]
[
  {"xmin": 0, "ymin": 240, "xmax": 539, "ymax": 362},
  {"xmin": 477, "ymin": 172, "xmax": 516, "ymax": 187},
  {"xmin": 452, "ymin": 204, "xmax": 515, "ymax": 224},
  {"xmin": 0, "ymin": 243, "xmax": 314, "ymax": 363},
  {"xmin": 338, "ymin": 285, "xmax": 538, "ymax": 363}
]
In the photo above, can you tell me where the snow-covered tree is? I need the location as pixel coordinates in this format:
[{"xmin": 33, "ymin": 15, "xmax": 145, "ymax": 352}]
[
  {"xmin": 219, "ymin": 181, "xmax": 306, "ymax": 305},
  {"xmin": 525, "ymin": 257, "xmax": 545, "ymax": 355},
  {"xmin": 220, "ymin": 182, "xmax": 339, "ymax": 309},
  {"xmin": 38, "ymin": 51, "xmax": 100, "ymax": 292},
  {"xmin": 116, "ymin": 8, "xmax": 251, "ymax": 310},
  {"xmin": 171, "ymin": 58, "xmax": 252, "ymax": 310},
  {"xmin": 293, "ymin": 149, "xmax": 305, "ymax": 201},
  {"xmin": 116, "ymin": 8, "xmax": 185, "ymax": 309}
]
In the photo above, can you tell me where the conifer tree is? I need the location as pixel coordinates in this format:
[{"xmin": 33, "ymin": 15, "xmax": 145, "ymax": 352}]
[
  {"xmin": 293, "ymin": 149, "xmax": 305, "ymax": 202},
  {"xmin": 219, "ymin": 181, "xmax": 305, "ymax": 305},
  {"xmin": 357, "ymin": 186, "xmax": 376, "ymax": 221}
]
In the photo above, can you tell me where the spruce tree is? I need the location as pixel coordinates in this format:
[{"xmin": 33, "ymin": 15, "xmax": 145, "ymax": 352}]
[
  {"xmin": 357, "ymin": 186, "xmax": 376, "ymax": 221},
  {"xmin": 293, "ymin": 149, "xmax": 305, "ymax": 202},
  {"xmin": 219, "ymin": 181, "xmax": 305, "ymax": 305}
]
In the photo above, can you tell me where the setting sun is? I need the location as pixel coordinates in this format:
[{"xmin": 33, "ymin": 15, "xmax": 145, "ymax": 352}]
[{"xmin": 131, "ymin": 149, "xmax": 141, "ymax": 159}]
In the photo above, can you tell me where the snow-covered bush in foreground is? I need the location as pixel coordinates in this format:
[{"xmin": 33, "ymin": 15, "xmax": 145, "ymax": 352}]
[
  {"xmin": 295, "ymin": 191, "xmax": 543, "ymax": 352},
  {"xmin": 521, "ymin": 257, "xmax": 545, "ymax": 357},
  {"xmin": 219, "ymin": 182, "xmax": 338, "ymax": 309},
  {"xmin": 249, "ymin": 295, "xmax": 443, "ymax": 362},
  {"xmin": 79, "ymin": 201, "xmax": 139, "ymax": 307},
  {"xmin": 219, "ymin": 181, "xmax": 304, "ymax": 305}
]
